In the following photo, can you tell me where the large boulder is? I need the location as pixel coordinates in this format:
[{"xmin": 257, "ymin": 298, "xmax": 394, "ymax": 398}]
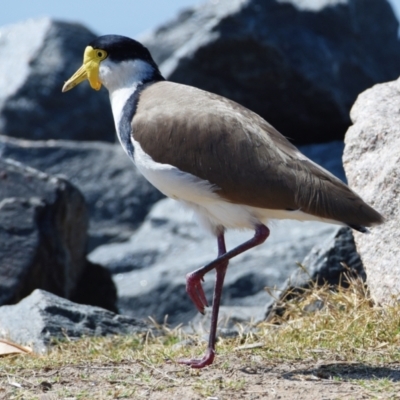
[
  {"xmin": 343, "ymin": 78, "xmax": 400, "ymax": 304},
  {"xmin": 0, "ymin": 18, "xmax": 114, "ymax": 142},
  {"xmin": 0, "ymin": 158, "xmax": 88, "ymax": 305},
  {"xmin": 141, "ymin": 0, "xmax": 400, "ymax": 144},
  {"xmin": 0, "ymin": 135, "xmax": 164, "ymax": 249},
  {"xmin": 90, "ymin": 198, "xmax": 338, "ymax": 325},
  {"xmin": 0, "ymin": 290, "xmax": 148, "ymax": 353}
]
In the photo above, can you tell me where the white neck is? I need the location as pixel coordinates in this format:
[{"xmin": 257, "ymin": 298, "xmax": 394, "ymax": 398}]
[{"xmin": 99, "ymin": 58, "xmax": 155, "ymax": 133}]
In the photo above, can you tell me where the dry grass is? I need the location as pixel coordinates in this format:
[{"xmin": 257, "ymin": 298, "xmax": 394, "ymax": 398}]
[
  {"xmin": 1, "ymin": 277, "xmax": 400, "ymax": 399},
  {"xmin": 260, "ymin": 277, "xmax": 400, "ymax": 364}
]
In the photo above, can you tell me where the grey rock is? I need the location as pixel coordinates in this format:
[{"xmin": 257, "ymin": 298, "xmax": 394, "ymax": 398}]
[
  {"xmin": 0, "ymin": 18, "xmax": 114, "ymax": 142},
  {"xmin": 299, "ymin": 227, "xmax": 364, "ymax": 285},
  {"xmin": 0, "ymin": 289, "xmax": 148, "ymax": 353},
  {"xmin": 89, "ymin": 198, "xmax": 338, "ymax": 325},
  {"xmin": 265, "ymin": 226, "xmax": 364, "ymax": 320},
  {"xmin": 141, "ymin": 0, "xmax": 400, "ymax": 144},
  {"xmin": 343, "ymin": 78, "xmax": 400, "ymax": 304},
  {"xmin": 0, "ymin": 158, "xmax": 87, "ymax": 305},
  {"xmin": 0, "ymin": 135, "xmax": 164, "ymax": 249}
]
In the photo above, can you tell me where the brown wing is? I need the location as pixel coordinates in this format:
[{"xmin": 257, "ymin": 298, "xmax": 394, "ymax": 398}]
[{"xmin": 132, "ymin": 81, "xmax": 383, "ymax": 228}]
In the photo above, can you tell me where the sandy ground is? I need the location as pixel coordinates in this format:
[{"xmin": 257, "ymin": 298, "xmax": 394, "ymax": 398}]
[{"xmin": 2, "ymin": 356, "xmax": 400, "ymax": 399}]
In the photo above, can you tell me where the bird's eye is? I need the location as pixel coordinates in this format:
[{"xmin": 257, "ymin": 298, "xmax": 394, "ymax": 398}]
[{"xmin": 95, "ymin": 50, "xmax": 107, "ymax": 61}]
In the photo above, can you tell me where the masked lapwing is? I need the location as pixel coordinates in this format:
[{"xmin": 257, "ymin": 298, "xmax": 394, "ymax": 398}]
[{"xmin": 62, "ymin": 35, "xmax": 383, "ymax": 368}]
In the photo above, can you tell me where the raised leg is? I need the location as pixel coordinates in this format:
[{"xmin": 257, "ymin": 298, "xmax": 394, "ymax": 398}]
[
  {"xmin": 185, "ymin": 224, "xmax": 270, "ymax": 314},
  {"xmin": 179, "ymin": 224, "xmax": 270, "ymax": 368}
]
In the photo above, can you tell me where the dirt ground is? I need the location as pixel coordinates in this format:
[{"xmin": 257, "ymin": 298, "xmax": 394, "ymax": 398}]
[{"xmin": 2, "ymin": 356, "xmax": 400, "ymax": 400}]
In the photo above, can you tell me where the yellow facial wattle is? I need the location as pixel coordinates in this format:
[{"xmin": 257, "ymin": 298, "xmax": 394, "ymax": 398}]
[{"xmin": 62, "ymin": 46, "xmax": 107, "ymax": 92}]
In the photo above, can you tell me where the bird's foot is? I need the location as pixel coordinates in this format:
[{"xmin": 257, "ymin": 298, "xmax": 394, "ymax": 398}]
[
  {"xmin": 178, "ymin": 348, "xmax": 215, "ymax": 369},
  {"xmin": 186, "ymin": 271, "xmax": 209, "ymax": 313}
]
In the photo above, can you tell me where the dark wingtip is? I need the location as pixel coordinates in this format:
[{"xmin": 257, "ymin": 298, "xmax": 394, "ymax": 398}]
[
  {"xmin": 348, "ymin": 224, "xmax": 370, "ymax": 233},
  {"xmin": 347, "ymin": 205, "xmax": 385, "ymax": 234}
]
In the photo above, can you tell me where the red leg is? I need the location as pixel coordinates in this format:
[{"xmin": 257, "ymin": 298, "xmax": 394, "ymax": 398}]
[
  {"xmin": 179, "ymin": 224, "xmax": 270, "ymax": 368},
  {"xmin": 185, "ymin": 234, "xmax": 226, "ymax": 314}
]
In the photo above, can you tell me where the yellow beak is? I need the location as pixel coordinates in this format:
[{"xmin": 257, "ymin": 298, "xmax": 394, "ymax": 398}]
[{"xmin": 62, "ymin": 46, "xmax": 106, "ymax": 92}]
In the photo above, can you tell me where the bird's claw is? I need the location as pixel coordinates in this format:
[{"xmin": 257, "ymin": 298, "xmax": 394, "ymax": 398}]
[
  {"xmin": 178, "ymin": 348, "xmax": 215, "ymax": 369},
  {"xmin": 186, "ymin": 272, "xmax": 209, "ymax": 313}
]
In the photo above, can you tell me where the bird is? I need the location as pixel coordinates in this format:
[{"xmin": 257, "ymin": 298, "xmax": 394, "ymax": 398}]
[{"xmin": 62, "ymin": 35, "xmax": 383, "ymax": 368}]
